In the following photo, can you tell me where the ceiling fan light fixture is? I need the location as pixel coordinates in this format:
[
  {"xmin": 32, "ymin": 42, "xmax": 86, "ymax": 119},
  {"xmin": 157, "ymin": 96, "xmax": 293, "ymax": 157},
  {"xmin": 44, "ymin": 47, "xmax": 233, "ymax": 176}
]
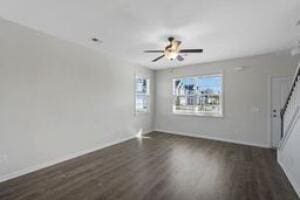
[
  {"xmin": 165, "ymin": 50, "xmax": 179, "ymax": 60},
  {"xmin": 143, "ymin": 37, "xmax": 203, "ymax": 62},
  {"xmin": 164, "ymin": 40, "xmax": 181, "ymax": 60}
]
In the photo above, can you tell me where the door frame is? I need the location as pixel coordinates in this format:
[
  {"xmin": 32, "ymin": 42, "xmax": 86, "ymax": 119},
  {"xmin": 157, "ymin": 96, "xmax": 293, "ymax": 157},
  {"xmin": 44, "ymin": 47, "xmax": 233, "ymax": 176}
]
[{"xmin": 268, "ymin": 75, "xmax": 291, "ymax": 148}]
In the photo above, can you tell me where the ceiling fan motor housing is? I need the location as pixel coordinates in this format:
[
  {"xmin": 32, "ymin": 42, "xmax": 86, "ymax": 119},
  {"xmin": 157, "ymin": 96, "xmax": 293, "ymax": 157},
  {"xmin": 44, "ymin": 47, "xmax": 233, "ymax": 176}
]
[{"xmin": 168, "ymin": 37, "xmax": 175, "ymax": 42}]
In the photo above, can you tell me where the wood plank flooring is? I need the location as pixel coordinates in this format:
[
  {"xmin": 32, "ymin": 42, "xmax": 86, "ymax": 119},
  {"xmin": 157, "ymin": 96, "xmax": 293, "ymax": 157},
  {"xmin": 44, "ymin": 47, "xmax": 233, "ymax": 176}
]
[{"xmin": 0, "ymin": 132, "xmax": 298, "ymax": 200}]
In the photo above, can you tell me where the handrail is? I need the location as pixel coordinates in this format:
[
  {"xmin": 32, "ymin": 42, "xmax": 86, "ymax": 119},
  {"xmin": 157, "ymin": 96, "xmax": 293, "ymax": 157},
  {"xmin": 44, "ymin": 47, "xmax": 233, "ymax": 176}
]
[
  {"xmin": 279, "ymin": 106, "xmax": 300, "ymax": 150},
  {"xmin": 280, "ymin": 66, "xmax": 300, "ymax": 138}
]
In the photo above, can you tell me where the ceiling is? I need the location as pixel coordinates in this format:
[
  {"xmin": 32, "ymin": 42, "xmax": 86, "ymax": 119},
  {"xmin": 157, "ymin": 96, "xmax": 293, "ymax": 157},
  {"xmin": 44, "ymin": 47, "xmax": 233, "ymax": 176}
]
[{"xmin": 0, "ymin": 0, "xmax": 299, "ymax": 69}]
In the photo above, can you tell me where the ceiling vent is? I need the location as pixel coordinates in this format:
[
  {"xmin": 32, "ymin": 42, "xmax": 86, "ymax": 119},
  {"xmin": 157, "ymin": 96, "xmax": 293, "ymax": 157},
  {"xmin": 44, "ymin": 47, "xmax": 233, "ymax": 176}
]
[{"xmin": 91, "ymin": 37, "xmax": 102, "ymax": 43}]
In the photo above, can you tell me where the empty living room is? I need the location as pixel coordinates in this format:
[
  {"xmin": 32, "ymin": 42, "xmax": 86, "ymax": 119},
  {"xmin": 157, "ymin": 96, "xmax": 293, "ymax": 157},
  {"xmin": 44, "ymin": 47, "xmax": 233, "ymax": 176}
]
[{"xmin": 1, "ymin": 0, "xmax": 300, "ymax": 199}]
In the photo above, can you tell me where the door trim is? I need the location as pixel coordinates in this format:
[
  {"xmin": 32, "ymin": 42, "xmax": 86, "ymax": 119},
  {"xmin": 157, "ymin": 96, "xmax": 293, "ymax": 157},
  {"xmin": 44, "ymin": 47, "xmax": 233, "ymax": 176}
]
[{"xmin": 268, "ymin": 75, "xmax": 291, "ymax": 149}]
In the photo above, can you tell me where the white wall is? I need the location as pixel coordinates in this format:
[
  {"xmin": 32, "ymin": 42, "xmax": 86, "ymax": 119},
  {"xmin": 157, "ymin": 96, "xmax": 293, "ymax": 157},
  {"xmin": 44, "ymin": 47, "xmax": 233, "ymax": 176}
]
[
  {"xmin": 0, "ymin": 18, "xmax": 154, "ymax": 181},
  {"xmin": 154, "ymin": 53, "xmax": 300, "ymax": 147}
]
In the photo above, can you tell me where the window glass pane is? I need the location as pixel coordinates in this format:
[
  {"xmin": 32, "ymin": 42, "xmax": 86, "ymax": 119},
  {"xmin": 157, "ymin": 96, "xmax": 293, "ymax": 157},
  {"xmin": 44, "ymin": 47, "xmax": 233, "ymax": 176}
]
[
  {"xmin": 135, "ymin": 76, "xmax": 150, "ymax": 112},
  {"xmin": 174, "ymin": 78, "xmax": 197, "ymax": 95},
  {"xmin": 173, "ymin": 74, "xmax": 223, "ymax": 116},
  {"xmin": 136, "ymin": 95, "xmax": 149, "ymax": 111},
  {"xmin": 136, "ymin": 78, "xmax": 147, "ymax": 94},
  {"xmin": 196, "ymin": 76, "xmax": 222, "ymax": 95},
  {"xmin": 173, "ymin": 96, "xmax": 197, "ymax": 112}
]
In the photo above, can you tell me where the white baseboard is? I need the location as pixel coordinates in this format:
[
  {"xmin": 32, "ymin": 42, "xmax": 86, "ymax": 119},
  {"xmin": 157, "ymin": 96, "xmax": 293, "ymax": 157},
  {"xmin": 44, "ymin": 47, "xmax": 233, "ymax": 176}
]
[
  {"xmin": 278, "ymin": 156, "xmax": 300, "ymax": 198},
  {"xmin": 0, "ymin": 134, "xmax": 139, "ymax": 183},
  {"xmin": 154, "ymin": 129, "xmax": 270, "ymax": 148},
  {"xmin": 142, "ymin": 130, "xmax": 153, "ymax": 135}
]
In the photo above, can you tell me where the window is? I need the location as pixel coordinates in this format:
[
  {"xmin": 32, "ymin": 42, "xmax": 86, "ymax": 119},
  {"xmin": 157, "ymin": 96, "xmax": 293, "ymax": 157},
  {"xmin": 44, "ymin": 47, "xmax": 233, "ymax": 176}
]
[
  {"xmin": 173, "ymin": 74, "xmax": 223, "ymax": 117},
  {"xmin": 135, "ymin": 76, "xmax": 150, "ymax": 113}
]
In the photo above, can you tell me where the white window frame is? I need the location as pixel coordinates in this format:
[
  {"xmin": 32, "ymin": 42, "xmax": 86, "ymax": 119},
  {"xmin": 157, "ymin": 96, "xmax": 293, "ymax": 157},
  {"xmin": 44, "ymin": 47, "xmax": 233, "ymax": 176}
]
[
  {"xmin": 135, "ymin": 75, "xmax": 150, "ymax": 114},
  {"xmin": 172, "ymin": 73, "xmax": 224, "ymax": 117}
]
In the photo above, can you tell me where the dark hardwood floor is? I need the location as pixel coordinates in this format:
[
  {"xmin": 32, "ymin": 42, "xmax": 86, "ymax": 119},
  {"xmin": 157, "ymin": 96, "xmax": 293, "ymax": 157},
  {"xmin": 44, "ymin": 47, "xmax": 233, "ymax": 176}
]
[{"xmin": 0, "ymin": 132, "xmax": 298, "ymax": 200}]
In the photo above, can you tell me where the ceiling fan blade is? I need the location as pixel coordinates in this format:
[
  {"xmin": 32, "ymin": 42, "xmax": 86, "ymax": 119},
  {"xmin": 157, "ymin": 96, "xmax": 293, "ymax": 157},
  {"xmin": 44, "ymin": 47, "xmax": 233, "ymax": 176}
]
[
  {"xmin": 144, "ymin": 50, "xmax": 164, "ymax": 53},
  {"xmin": 152, "ymin": 55, "xmax": 165, "ymax": 62},
  {"xmin": 180, "ymin": 49, "xmax": 203, "ymax": 53},
  {"xmin": 177, "ymin": 55, "xmax": 184, "ymax": 61}
]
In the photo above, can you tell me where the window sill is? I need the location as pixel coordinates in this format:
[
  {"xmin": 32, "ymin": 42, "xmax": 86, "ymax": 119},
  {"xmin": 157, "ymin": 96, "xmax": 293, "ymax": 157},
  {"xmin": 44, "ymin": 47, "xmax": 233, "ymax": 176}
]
[
  {"xmin": 172, "ymin": 111, "xmax": 223, "ymax": 118},
  {"xmin": 135, "ymin": 110, "xmax": 151, "ymax": 116}
]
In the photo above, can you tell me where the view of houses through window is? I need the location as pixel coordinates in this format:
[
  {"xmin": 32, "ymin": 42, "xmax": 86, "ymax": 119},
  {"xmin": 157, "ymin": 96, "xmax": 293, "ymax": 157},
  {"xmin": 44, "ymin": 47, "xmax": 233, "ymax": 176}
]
[
  {"xmin": 173, "ymin": 74, "xmax": 223, "ymax": 116},
  {"xmin": 135, "ymin": 76, "xmax": 150, "ymax": 112}
]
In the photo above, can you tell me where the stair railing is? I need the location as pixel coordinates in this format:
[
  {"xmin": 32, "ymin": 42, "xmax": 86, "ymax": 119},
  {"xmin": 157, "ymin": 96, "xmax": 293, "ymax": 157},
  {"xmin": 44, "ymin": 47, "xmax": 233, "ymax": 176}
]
[{"xmin": 280, "ymin": 64, "xmax": 300, "ymax": 139}]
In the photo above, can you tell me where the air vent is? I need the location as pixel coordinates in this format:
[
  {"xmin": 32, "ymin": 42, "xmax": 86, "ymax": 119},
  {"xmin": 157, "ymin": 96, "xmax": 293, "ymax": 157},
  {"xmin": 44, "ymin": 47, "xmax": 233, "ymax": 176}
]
[{"xmin": 91, "ymin": 38, "xmax": 102, "ymax": 43}]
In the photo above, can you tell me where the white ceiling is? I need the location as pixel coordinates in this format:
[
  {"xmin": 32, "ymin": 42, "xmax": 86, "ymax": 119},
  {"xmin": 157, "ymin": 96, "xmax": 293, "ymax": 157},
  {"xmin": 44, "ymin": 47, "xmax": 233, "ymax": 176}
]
[{"xmin": 0, "ymin": 0, "xmax": 299, "ymax": 69}]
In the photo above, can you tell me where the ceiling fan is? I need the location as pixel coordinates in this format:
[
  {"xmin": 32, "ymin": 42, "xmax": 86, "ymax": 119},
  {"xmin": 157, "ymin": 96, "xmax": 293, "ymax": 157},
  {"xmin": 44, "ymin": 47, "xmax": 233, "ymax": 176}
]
[{"xmin": 144, "ymin": 37, "xmax": 203, "ymax": 62}]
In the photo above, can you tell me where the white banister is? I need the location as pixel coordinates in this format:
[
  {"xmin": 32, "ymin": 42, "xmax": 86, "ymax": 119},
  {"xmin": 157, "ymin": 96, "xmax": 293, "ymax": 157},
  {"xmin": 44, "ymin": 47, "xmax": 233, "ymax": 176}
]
[{"xmin": 279, "ymin": 63, "xmax": 300, "ymax": 149}]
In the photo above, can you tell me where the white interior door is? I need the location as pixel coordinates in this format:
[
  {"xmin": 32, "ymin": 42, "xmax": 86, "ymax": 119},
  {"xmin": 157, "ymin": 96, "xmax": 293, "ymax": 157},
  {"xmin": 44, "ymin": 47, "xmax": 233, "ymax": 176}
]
[{"xmin": 271, "ymin": 76, "xmax": 291, "ymax": 148}]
